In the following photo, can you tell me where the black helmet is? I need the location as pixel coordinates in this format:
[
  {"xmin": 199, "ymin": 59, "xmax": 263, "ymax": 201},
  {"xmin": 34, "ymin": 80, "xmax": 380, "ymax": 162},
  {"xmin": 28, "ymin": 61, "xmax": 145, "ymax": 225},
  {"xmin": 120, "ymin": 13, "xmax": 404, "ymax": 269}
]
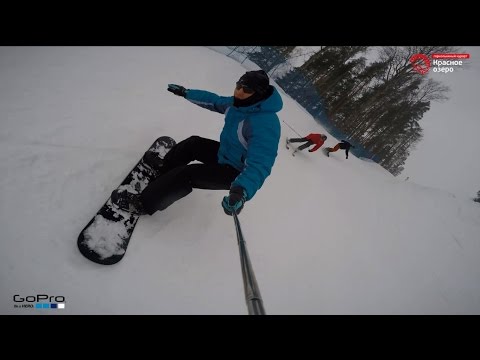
[{"xmin": 237, "ymin": 70, "xmax": 270, "ymax": 95}]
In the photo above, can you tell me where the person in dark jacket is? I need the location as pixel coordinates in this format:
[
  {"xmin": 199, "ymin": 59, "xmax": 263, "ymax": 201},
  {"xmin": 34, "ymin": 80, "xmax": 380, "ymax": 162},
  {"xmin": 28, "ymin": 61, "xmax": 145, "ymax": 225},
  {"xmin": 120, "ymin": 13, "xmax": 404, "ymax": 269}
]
[
  {"xmin": 287, "ymin": 133, "xmax": 327, "ymax": 155},
  {"xmin": 112, "ymin": 70, "xmax": 283, "ymax": 217},
  {"xmin": 325, "ymin": 140, "xmax": 355, "ymax": 159}
]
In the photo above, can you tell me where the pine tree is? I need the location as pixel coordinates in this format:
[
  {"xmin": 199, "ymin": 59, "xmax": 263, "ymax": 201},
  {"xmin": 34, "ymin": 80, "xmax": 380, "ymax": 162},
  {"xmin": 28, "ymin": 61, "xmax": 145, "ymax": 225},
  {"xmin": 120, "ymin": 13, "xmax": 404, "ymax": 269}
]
[{"xmin": 237, "ymin": 45, "xmax": 460, "ymax": 176}]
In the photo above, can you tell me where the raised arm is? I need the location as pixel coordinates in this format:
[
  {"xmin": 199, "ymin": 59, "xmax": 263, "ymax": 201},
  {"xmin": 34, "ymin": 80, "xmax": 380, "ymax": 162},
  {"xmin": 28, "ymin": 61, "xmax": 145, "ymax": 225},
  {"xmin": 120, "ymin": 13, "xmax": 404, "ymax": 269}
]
[{"xmin": 167, "ymin": 84, "xmax": 233, "ymax": 114}]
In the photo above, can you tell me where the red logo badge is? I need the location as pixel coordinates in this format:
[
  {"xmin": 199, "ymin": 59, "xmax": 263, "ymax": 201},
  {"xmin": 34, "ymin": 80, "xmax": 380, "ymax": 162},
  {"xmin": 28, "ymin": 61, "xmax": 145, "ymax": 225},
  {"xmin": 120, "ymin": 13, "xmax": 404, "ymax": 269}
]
[{"xmin": 410, "ymin": 54, "xmax": 431, "ymax": 75}]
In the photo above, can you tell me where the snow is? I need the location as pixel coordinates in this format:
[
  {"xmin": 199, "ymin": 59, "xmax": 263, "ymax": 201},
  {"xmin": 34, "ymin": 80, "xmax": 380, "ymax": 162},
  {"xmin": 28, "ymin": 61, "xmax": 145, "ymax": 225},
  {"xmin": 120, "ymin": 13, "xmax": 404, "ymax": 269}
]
[
  {"xmin": 83, "ymin": 210, "xmax": 129, "ymax": 259},
  {"xmin": 1, "ymin": 46, "xmax": 479, "ymax": 314}
]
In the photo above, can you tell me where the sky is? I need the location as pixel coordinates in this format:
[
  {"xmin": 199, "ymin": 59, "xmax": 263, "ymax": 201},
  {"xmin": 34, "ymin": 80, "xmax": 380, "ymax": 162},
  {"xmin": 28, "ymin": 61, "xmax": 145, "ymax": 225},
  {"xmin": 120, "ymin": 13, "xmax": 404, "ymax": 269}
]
[
  {"xmin": 402, "ymin": 46, "xmax": 480, "ymax": 200},
  {"xmin": 1, "ymin": 46, "xmax": 480, "ymax": 315}
]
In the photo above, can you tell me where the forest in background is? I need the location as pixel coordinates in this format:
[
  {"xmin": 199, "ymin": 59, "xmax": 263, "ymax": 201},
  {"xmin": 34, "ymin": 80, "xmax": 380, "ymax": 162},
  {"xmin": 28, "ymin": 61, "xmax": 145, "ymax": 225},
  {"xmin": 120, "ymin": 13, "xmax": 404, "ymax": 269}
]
[{"xmin": 226, "ymin": 46, "xmax": 457, "ymax": 176}]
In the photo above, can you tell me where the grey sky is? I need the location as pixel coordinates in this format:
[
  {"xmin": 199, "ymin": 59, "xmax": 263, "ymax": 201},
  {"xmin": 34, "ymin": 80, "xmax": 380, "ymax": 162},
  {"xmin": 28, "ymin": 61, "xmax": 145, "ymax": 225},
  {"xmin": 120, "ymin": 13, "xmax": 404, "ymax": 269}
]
[{"xmin": 403, "ymin": 46, "xmax": 480, "ymax": 200}]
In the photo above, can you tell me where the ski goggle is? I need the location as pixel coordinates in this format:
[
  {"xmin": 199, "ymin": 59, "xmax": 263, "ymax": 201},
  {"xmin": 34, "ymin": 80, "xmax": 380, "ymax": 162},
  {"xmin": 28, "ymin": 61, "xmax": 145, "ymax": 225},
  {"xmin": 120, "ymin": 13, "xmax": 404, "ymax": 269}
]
[{"xmin": 235, "ymin": 82, "xmax": 255, "ymax": 94}]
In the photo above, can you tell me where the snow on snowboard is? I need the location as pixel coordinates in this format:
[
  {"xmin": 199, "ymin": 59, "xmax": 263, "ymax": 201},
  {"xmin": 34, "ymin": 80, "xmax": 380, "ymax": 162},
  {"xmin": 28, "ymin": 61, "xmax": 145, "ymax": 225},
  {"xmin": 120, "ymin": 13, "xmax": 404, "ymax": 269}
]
[{"xmin": 77, "ymin": 136, "xmax": 176, "ymax": 265}]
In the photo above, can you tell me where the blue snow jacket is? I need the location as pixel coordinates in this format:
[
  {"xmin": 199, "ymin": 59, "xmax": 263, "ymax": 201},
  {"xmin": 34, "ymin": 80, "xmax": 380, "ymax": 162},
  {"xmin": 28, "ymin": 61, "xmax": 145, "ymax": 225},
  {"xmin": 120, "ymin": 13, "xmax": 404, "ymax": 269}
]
[{"xmin": 185, "ymin": 86, "xmax": 283, "ymax": 201}]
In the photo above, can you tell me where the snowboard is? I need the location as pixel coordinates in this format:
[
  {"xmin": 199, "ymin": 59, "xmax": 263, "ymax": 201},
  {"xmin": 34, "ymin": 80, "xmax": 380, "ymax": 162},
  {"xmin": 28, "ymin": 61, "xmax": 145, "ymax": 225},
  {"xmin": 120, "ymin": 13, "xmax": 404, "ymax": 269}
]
[
  {"xmin": 322, "ymin": 147, "xmax": 331, "ymax": 157},
  {"xmin": 77, "ymin": 136, "xmax": 176, "ymax": 265}
]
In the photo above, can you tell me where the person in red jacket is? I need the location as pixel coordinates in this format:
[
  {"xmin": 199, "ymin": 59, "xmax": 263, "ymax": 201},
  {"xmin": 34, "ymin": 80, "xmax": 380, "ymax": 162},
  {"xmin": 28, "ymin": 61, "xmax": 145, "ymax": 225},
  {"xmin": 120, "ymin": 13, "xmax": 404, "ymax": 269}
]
[{"xmin": 287, "ymin": 133, "xmax": 327, "ymax": 155}]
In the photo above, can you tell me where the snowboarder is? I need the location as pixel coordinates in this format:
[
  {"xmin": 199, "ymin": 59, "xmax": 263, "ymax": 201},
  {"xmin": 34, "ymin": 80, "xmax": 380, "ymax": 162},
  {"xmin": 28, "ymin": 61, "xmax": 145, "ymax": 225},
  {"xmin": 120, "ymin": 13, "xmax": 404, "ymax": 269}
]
[
  {"xmin": 112, "ymin": 70, "xmax": 283, "ymax": 217},
  {"xmin": 286, "ymin": 133, "xmax": 327, "ymax": 155},
  {"xmin": 325, "ymin": 140, "xmax": 355, "ymax": 159}
]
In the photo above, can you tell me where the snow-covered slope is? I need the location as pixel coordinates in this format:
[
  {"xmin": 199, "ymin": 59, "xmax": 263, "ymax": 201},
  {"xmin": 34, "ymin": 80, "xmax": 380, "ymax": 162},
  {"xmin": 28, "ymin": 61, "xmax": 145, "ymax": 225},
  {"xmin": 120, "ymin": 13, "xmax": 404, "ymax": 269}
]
[{"xmin": 1, "ymin": 46, "xmax": 479, "ymax": 314}]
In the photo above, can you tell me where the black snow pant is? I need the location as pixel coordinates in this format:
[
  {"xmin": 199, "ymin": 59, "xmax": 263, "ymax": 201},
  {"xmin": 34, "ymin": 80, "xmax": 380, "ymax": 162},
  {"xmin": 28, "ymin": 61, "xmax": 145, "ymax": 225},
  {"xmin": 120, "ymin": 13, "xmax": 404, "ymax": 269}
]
[
  {"xmin": 289, "ymin": 137, "xmax": 314, "ymax": 151},
  {"xmin": 140, "ymin": 136, "xmax": 241, "ymax": 215}
]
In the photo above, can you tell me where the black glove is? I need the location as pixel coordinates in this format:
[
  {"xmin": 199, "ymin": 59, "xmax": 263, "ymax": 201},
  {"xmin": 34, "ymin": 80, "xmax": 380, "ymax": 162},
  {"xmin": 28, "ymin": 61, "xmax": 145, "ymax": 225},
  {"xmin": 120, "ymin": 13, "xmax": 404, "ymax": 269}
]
[
  {"xmin": 222, "ymin": 186, "xmax": 247, "ymax": 216},
  {"xmin": 308, "ymin": 149, "xmax": 313, "ymax": 152},
  {"xmin": 167, "ymin": 84, "xmax": 187, "ymax": 97}
]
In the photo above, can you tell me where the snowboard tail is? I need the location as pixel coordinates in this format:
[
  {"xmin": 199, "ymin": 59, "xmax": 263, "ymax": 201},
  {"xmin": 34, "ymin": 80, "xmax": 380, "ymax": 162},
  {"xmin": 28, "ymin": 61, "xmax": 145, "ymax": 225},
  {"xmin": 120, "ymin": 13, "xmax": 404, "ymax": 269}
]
[{"xmin": 77, "ymin": 136, "xmax": 176, "ymax": 265}]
